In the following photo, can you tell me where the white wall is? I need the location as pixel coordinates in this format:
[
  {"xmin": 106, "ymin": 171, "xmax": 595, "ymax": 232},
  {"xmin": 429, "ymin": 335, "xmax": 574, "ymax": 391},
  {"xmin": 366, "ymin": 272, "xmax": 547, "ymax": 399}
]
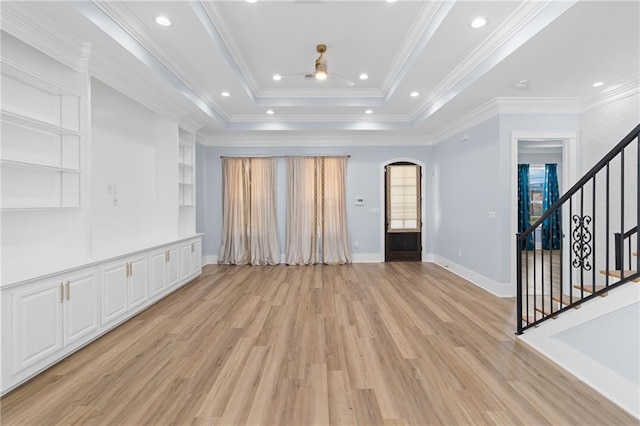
[
  {"xmin": 90, "ymin": 79, "xmax": 179, "ymax": 258},
  {"xmin": 196, "ymin": 143, "xmax": 433, "ymax": 262}
]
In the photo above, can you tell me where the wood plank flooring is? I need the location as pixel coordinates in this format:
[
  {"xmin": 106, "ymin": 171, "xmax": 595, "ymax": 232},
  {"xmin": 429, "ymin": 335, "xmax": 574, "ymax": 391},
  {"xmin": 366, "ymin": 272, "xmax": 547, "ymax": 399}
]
[{"xmin": 1, "ymin": 263, "xmax": 636, "ymax": 425}]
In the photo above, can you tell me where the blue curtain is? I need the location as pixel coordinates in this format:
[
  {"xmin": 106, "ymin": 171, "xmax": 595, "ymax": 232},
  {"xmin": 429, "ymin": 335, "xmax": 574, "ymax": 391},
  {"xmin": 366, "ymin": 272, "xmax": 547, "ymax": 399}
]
[
  {"xmin": 518, "ymin": 164, "xmax": 534, "ymax": 250},
  {"xmin": 542, "ymin": 163, "xmax": 562, "ymax": 250}
]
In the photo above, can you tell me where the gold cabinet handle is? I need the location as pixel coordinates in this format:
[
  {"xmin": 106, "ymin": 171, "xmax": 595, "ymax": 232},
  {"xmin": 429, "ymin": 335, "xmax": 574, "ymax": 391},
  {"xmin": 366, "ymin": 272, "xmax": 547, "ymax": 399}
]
[
  {"xmin": 191, "ymin": 243, "xmax": 194, "ymax": 253},
  {"xmin": 66, "ymin": 281, "xmax": 70, "ymax": 301},
  {"xmin": 125, "ymin": 262, "xmax": 130, "ymax": 278},
  {"xmin": 129, "ymin": 261, "xmax": 133, "ymax": 278},
  {"xmin": 60, "ymin": 282, "xmax": 65, "ymax": 303}
]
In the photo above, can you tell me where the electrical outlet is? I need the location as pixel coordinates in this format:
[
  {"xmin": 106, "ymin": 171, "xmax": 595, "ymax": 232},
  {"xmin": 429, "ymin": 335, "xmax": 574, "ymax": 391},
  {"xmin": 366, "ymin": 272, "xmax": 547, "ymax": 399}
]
[{"xmin": 354, "ymin": 241, "xmax": 359, "ymax": 250}]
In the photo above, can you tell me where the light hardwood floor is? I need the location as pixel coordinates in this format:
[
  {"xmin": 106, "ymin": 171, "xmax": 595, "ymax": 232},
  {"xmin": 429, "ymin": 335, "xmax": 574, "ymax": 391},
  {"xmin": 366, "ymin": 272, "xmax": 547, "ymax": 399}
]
[{"xmin": 1, "ymin": 263, "xmax": 636, "ymax": 425}]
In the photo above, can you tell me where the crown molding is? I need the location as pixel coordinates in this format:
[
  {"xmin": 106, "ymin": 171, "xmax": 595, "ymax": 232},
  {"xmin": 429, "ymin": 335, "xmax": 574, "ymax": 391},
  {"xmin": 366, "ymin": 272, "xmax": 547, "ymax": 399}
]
[
  {"xmin": 578, "ymin": 73, "xmax": 640, "ymax": 113},
  {"xmin": 431, "ymin": 99, "xmax": 501, "ymax": 145},
  {"xmin": 197, "ymin": 131, "xmax": 431, "ymax": 148},
  {"xmin": 179, "ymin": 116, "xmax": 203, "ymax": 134},
  {"xmin": 381, "ymin": 1, "xmax": 453, "ymax": 100},
  {"xmin": 409, "ymin": 0, "xmax": 578, "ymax": 124},
  {"xmin": 495, "ymin": 97, "xmax": 579, "ymax": 114},
  {"xmin": 192, "ymin": 1, "xmax": 258, "ymax": 101},
  {"xmin": 1, "ymin": 2, "xmax": 91, "ymax": 72},
  {"xmin": 89, "ymin": 55, "xmax": 188, "ymax": 120},
  {"xmin": 72, "ymin": 0, "xmax": 227, "ymax": 125},
  {"xmin": 94, "ymin": 1, "xmax": 227, "ymax": 116},
  {"xmin": 431, "ymin": 96, "xmax": 580, "ymax": 145}
]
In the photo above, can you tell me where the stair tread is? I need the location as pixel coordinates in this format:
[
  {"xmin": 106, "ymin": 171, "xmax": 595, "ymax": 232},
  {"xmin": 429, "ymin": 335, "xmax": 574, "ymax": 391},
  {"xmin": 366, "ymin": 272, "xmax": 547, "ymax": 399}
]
[
  {"xmin": 534, "ymin": 304, "xmax": 560, "ymax": 317},
  {"xmin": 552, "ymin": 293, "xmax": 582, "ymax": 307},
  {"xmin": 599, "ymin": 269, "xmax": 640, "ymax": 282},
  {"xmin": 572, "ymin": 284, "xmax": 609, "ymax": 295}
]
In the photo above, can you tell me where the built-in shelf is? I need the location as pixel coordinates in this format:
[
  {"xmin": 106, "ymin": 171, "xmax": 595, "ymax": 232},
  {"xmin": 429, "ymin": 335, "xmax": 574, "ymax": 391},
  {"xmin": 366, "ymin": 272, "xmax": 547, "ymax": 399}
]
[
  {"xmin": 1, "ymin": 111, "xmax": 81, "ymax": 136},
  {"xmin": 1, "ymin": 57, "xmax": 82, "ymax": 211},
  {"xmin": 178, "ymin": 129, "xmax": 196, "ymax": 236},
  {"xmin": 1, "ymin": 159, "xmax": 80, "ymax": 174}
]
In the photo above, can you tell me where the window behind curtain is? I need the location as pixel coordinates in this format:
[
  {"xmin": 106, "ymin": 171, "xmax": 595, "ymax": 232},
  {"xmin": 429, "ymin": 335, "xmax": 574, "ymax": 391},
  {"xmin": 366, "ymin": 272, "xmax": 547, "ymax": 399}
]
[{"xmin": 529, "ymin": 165, "xmax": 545, "ymax": 224}]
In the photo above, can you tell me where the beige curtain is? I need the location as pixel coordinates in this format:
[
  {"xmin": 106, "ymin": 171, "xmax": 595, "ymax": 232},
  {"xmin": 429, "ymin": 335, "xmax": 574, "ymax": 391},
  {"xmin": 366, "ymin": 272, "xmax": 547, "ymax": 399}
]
[
  {"xmin": 285, "ymin": 156, "xmax": 351, "ymax": 265},
  {"xmin": 249, "ymin": 158, "xmax": 280, "ymax": 265},
  {"xmin": 322, "ymin": 157, "xmax": 351, "ymax": 264},
  {"xmin": 218, "ymin": 158, "xmax": 280, "ymax": 265}
]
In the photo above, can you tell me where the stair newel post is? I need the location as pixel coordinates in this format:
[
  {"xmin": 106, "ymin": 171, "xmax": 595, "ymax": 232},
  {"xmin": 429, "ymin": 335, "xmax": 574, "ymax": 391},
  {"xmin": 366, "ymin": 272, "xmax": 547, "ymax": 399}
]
[
  {"xmin": 606, "ymin": 162, "xmax": 610, "ymax": 286},
  {"xmin": 516, "ymin": 233, "xmax": 523, "ymax": 335},
  {"xmin": 620, "ymin": 148, "xmax": 625, "ymax": 280}
]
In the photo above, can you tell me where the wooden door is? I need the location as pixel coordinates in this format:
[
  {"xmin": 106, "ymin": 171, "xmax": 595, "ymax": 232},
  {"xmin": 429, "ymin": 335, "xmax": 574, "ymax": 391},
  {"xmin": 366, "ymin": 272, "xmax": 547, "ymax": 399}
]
[{"xmin": 385, "ymin": 162, "xmax": 422, "ymax": 262}]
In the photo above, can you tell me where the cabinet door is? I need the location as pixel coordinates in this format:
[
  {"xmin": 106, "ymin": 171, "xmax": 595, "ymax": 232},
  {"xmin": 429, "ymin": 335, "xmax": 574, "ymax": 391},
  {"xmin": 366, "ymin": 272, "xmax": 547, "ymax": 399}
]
[
  {"xmin": 167, "ymin": 246, "xmax": 180, "ymax": 288},
  {"xmin": 63, "ymin": 270, "xmax": 99, "ymax": 346},
  {"xmin": 191, "ymin": 240, "xmax": 202, "ymax": 275},
  {"xmin": 12, "ymin": 280, "xmax": 64, "ymax": 373},
  {"xmin": 101, "ymin": 262, "xmax": 128, "ymax": 325},
  {"xmin": 181, "ymin": 243, "xmax": 192, "ymax": 281},
  {"xmin": 149, "ymin": 250, "xmax": 167, "ymax": 297},
  {"xmin": 129, "ymin": 256, "xmax": 148, "ymax": 309}
]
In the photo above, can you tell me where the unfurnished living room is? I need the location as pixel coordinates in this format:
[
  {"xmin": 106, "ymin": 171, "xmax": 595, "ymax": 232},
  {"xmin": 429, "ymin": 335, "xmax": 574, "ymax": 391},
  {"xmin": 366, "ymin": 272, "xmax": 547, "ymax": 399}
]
[{"xmin": 1, "ymin": 1, "xmax": 639, "ymax": 425}]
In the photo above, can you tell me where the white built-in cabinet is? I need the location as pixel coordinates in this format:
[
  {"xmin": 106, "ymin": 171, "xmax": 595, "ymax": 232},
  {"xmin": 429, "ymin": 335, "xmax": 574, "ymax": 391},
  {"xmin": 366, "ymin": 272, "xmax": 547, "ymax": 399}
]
[
  {"xmin": 101, "ymin": 254, "xmax": 148, "ymax": 326},
  {"xmin": 181, "ymin": 239, "xmax": 203, "ymax": 282},
  {"xmin": 1, "ymin": 61, "xmax": 82, "ymax": 210},
  {"xmin": 6, "ymin": 268, "xmax": 99, "ymax": 375},
  {"xmin": 150, "ymin": 245, "xmax": 180, "ymax": 297},
  {"xmin": 1, "ymin": 236, "xmax": 202, "ymax": 396}
]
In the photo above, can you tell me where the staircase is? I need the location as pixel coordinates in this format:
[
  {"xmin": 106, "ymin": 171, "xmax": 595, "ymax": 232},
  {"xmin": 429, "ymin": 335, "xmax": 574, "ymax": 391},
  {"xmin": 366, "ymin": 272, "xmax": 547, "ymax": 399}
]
[{"xmin": 516, "ymin": 123, "xmax": 640, "ymax": 334}]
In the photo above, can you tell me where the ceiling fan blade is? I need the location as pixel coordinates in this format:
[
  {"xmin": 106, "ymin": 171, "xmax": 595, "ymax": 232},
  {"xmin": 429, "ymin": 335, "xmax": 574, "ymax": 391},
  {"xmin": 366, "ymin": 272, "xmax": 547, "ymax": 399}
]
[{"xmin": 328, "ymin": 73, "xmax": 355, "ymax": 87}]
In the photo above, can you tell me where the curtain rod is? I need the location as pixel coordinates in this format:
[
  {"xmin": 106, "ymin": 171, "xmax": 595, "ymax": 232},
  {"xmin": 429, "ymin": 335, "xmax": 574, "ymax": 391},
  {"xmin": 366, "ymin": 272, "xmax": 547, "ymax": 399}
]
[{"xmin": 219, "ymin": 155, "xmax": 350, "ymax": 159}]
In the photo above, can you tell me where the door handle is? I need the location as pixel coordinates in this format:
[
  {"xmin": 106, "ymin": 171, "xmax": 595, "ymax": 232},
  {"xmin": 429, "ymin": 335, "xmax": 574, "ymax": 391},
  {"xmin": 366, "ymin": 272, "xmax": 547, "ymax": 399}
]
[
  {"xmin": 60, "ymin": 282, "xmax": 64, "ymax": 303},
  {"xmin": 65, "ymin": 281, "xmax": 70, "ymax": 301}
]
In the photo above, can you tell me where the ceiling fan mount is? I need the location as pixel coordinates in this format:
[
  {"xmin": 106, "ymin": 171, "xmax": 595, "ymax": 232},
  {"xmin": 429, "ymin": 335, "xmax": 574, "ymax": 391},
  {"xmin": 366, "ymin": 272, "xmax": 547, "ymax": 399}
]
[{"xmin": 277, "ymin": 43, "xmax": 354, "ymax": 86}]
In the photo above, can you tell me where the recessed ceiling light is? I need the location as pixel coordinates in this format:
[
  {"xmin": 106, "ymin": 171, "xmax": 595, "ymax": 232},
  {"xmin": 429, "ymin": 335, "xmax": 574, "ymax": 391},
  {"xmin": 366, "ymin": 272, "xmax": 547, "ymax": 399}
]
[
  {"xmin": 365, "ymin": 109, "xmax": 373, "ymax": 114},
  {"xmin": 155, "ymin": 16, "xmax": 172, "ymax": 27},
  {"xmin": 221, "ymin": 91, "xmax": 230, "ymax": 97},
  {"xmin": 272, "ymin": 74, "xmax": 282, "ymax": 81},
  {"xmin": 266, "ymin": 109, "xmax": 275, "ymax": 115},
  {"xmin": 593, "ymin": 81, "xmax": 604, "ymax": 87},
  {"xmin": 386, "ymin": 0, "xmax": 398, "ymax": 3},
  {"xmin": 359, "ymin": 73, "xmax": 369, "ymax": 80},
  {"xmin": 514, "ymin": 79, "xmax": 529, "ymax": 89},
  {"xmin": 471, "ymin": 17, "xmax": 487, "ymax": 28},
  {"xmin": 410, "ymin": 91, "xmax": 419, "ymax": 97},
  {"xmin": 246, "ymin": 0, "xmax": 258, "ymax": 3}
]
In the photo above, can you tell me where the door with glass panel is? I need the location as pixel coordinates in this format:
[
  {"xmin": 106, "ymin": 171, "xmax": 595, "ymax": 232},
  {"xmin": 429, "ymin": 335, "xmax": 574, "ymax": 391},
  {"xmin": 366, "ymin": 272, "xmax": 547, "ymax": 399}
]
[{"xmin": 385, "ymin": 162, "xmax": 422, "ymax": 261}]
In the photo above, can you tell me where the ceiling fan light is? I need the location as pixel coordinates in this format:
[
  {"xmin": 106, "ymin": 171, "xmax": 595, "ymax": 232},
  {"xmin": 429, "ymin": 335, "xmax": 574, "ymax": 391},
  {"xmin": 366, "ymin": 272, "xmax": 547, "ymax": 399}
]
[{"xmin": 315, "ymin": 70, "xmax": 328, "ymax": 80}]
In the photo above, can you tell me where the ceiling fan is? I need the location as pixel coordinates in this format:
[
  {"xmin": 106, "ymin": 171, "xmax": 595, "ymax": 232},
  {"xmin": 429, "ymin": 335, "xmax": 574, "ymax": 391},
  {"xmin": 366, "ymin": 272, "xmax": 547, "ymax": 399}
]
[{"xmin": 275, "ymin": 44, "xmax": 355, "ymax": 87}]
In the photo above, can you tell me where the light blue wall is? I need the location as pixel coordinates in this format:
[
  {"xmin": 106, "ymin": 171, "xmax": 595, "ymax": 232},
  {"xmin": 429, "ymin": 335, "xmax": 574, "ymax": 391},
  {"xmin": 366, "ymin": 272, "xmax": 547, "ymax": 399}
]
[
  {"xmin": 195, "ymin": 113, "xmax": 578, "ymax": 284},
  {"xmin": 196, "ymin": 144, "xmax": 433, "ymax": 259},
  {"xmin": 432, "ymin": 114, "xmax": 578, "ymax": 285},
  {"xmin": 433, "ymin": 117, "xmax": 503, "ymax": 281}
]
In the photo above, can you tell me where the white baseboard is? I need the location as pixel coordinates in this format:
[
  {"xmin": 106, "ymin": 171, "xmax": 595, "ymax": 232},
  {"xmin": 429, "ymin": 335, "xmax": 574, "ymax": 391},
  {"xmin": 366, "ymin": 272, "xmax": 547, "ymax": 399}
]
[
  {"xmin": 430, "ymin": 255, "xmax": 513, "ymax": 297},
  {"xmin": 519, "ymin": 284, "xmax": 640, "ymax": 419},
  {"xmin": 202, "ymin": 255, "xmax": 218, "ymax": 265},
  {"xmin": 351, "ymin": 253, "xmax": 383, "ymax": 263}
]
